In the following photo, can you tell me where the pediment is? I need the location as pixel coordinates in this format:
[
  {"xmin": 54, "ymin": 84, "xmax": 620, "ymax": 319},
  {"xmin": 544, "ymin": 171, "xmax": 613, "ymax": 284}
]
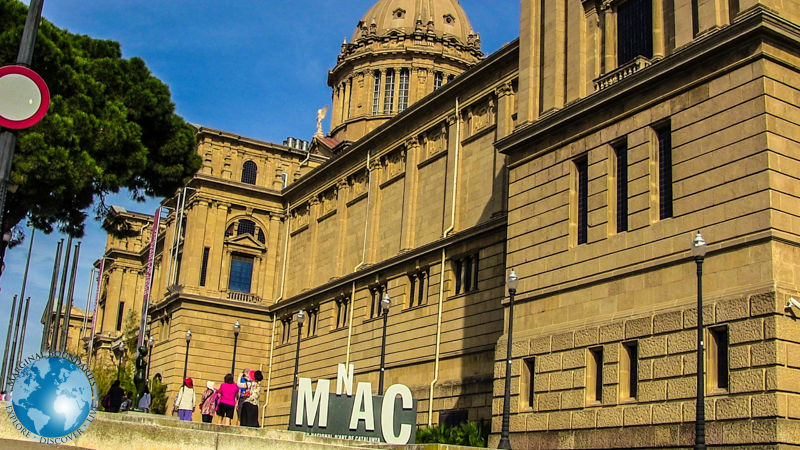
[{"xmin": 225, "ymin": 233, "xmax": 266, "ymax": 251}]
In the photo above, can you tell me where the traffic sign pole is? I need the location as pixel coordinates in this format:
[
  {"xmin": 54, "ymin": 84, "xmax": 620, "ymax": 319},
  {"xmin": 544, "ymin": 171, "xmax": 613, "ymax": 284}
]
[{"xmin": 0, "ymin": 0, "xmax": 46, "ymax": 242}]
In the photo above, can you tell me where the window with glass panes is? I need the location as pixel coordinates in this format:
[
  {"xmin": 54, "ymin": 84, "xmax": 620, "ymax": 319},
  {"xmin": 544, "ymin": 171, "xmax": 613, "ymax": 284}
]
[
  {"xmin": 383, "ymin": 69, "xmax": 395, "ymax": 113},
  {"xmin": 617, "ymin": 0, "xmax": 653, "ymax": 65},
  {"xmin": 372, "ymin": 71, "xmax": 381, "ymax": 115},
  {"xmin": 228, "ymin": 254, "xmax": 254, "ymax": 293},
  {"xmin": 398, "ymin": 69, "xmax": 409, "ymax": 112}
]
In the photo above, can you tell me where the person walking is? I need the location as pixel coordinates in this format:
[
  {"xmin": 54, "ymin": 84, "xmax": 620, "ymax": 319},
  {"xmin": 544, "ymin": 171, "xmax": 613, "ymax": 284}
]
[
  {"xmin": 237, "ymin": 370, "xmax": 263, "ymax": 428},
  {"xmin": 216, "ymin": 374, "xmax": 239, "ymax": 426},
  {"xmin": 138, "ymin": 385, "xmax": 151, "ymax": 412},
  {"xmin": 106, "ymin": 380, "xmax": 125, "ymax": 413},
  {"xmin": 200, "ymin": 381, "xmax": 218, "ymax": 423},
  {"xmin": 174, "ymin": 378, "xmax": 196, "ymax": 421}
]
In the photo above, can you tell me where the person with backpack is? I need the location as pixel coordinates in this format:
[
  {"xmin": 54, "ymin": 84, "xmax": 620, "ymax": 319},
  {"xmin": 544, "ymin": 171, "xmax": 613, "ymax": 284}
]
[
  {"xmin": 174, "ymin": 378, "xmax": 196, "ymax": 421},
  {"xmin": 237, "ymin": 370, "xmax": 263, "ymax": 428},
  {"xmin": 200, "ymin": 381, "xmax": 218, "ymax": 423}
]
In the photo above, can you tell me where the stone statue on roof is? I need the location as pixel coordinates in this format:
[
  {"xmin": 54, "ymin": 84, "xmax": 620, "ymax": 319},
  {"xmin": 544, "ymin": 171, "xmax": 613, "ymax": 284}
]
[{"xmin": 316, "ymin": 106, "xmax": 329, "ymax": 137}]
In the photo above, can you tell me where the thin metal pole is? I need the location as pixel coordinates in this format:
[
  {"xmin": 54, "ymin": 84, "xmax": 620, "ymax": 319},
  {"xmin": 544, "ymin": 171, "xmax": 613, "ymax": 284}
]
[
  {"xmin": 231, "ymin": 332, "xmax": 239, "ymax": 375},
  {"xmin": 80, "ymin": 269, "xmax": 97, "ymax": 346},
  {"xmin": 16, "ymin": 297, "xmax": 31, "ymax": 365},
  {"xmin": 293, "ymin": 324, "xmax": 303, "ymax": 390},
  {"xmin": 0, "ymin": 295, "xmax": 18, "ymax": 392},
  {"xmin": 146, "ymin": 344, "xmax": 153, "ymax": 382},
  {"xmin": 695, "ymin": 256, "xmax": 706, "ymax": 450},
  {"xmin": 59, "ymin": 241, "xmax": 81, "ymax": 352},
  {"xmin": 41, "ymin": 239, "xmax": 63, "ymax": 352},
  {"xmin": 17, "ymin": 229, "xmax": 35, "ymax": 313},
  {"xmin": 6, "ymin": 296, "xmax": 24, "ymax": 391},
  {"xmin": 379, "ymin": 310, "xmax": 388, "ymax": 395},
  {"xmin": 182, "ymin": 339, "xmax": 190, "ymax": 380},
  {"xmin": 51, "ymin": 236, "xmax": 73, "ymax": 351},
  {"xmin": 0, "ymin": 0, "xmax": 46, "ymax": 238},
  {"xmin": 498, "ymin": 288, "xmax": 516, "ymax": 450}
]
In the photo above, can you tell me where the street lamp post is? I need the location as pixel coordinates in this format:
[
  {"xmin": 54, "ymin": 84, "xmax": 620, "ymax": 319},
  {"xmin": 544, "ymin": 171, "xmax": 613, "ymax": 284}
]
[
  {"xmin": 498, "ymin": 269, "xmax": 519, "ymax": 450},
  {"xmin": 293, "ymin": 311, "xmax": 305, "ymax": 390},
  {"xmin": 146, "ymin": 336, "xmax": 154, "ymax": 382},
  {"xmin": 692, "ymin": 232, "xmax": 708, "ymax": 450},
  {"xmin": 231, "ymin": 320, "xmax": 240, "ymax": 374},
  {"xmin": 183, "ymin": 330, "xmax": 192, "ymax": 380},
  {"xmin": 116, "ymin": 342, "xmax": 125, "ymax": 381},
  {"xmin": 378, "ymin": 293, "xmax": 391, "ymax": 395}
]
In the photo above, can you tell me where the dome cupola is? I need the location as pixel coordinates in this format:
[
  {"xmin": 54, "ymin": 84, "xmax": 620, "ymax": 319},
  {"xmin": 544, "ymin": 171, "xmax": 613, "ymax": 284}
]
[{"xmin": 327, "ymin": 0, "xmax": 483, "ymax": 142}]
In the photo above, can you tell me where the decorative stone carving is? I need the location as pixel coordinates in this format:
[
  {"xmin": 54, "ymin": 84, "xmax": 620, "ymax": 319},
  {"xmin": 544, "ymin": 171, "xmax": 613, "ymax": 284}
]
[
  {"xmin": 425, "ymin": 123, "xmax": 448, "ymax": 157},
  {"xmin": 351, "ymin": 171, "xmax": 368, "ymax": 196},
  {"xmin": 495, "ymin": 81, "xmax": 514, "ymax": 98},
  {"xmin": 292, "ymin": 204, "xmax": 310, "ymax": 230},
  {"xmin": 385, "ymin": 150, "xmax": 406, "ymax": 178},
  {"xmin": 471, "ymin": 97, "xmax": 496, "ymax": 132},
  {"xmin": 322, "ymin": 189, "xmax": 337, "ymax": 214}
]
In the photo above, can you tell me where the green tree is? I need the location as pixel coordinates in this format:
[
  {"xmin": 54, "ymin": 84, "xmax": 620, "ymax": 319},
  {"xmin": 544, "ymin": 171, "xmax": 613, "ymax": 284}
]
[{"xmin": 0, "ymin": 0, "xmax": 201, "ymax": 241}]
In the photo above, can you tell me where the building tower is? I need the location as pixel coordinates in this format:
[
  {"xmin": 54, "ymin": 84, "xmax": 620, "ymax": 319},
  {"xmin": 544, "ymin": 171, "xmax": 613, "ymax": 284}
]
[{"xmin": 327, "ymin": 0, "xmax": 483, "ymax": 142}]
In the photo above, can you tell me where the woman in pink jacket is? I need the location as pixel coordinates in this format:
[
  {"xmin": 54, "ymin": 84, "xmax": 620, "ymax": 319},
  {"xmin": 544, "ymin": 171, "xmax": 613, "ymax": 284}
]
[{"xmin": 216, "ymin": 374, "xmax": 239, "ymax": 426}]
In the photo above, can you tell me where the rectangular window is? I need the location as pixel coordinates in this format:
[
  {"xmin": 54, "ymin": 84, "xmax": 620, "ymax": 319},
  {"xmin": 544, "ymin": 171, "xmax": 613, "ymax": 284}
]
[
  {"xmin": 434, "ymin": 72, "xmax": 443, "ymax": 90},
  {"xmin": 398, "ymin": 69, "xmax": 409, "ymax": 112},
  {"xmin": 417, "ymin": 271, "xmax": 427, "ymax": 306},
  {"xmin": 370, "ymin": 285, "xmax": 385, "ymax": 319},
  {"xmin": 372, "ymin": 72, "xmax": 382, "ymax": 115},
  {"xmin": 228, "ymin": 254, "xmax": 254, "ymax": 293},
  {"xmin": 454, "ymin": 260, "xmax": 463, "ymax": 295},
  {"xmin": 281, "ymin": 172, "xmax": 289, "ymax": 188},
  {"xmin": 307, "ymin": 309, "xmax": 318, "ymax": 337},
  {"xmin": 160, "ymin": 316, "xmax": 170, "ymax": 341},
  {"xmin": 281, "ymin": 318, "xmax": 291, "ymax": 344},
  {"xmin": 346, "ymin": 79, "xmax": 353, "ymax": 119},
  {"xmin": 454, "ymin": 255, "xmax": 479, "ymax": 295},
  {"xmin": 621, "ymin": 341, "xmax": 638, "ymax": 400},
  {"xmin": 116, "ymin": 302, "xmax": 125, "ymax": 332},
  {"xmin": 335, "ymin": 298, "xmax": 349, "ymax": 329},
  {"xmin": 199, "ymin": 247, "xmax": 210, "ymax": 287},
  {"xmin": 522, "ymin": 358, "xmax": 535, "ymax": 409},
  {"xmin": 709, "ymin": 326, "xmax": 729, "ymax": 390},
  {"xmin": 576, "ymin": 157, "xmax": 589, "ymax": 245},
  {"xmin": 615, "ymin": 143, "xmax": 629, "ymax": 233},
  {"xmin": 658, "ymin": 126, "xmax": 673, "ymax": 219},
  {"xmin": 617, "ymin": 0, "xmax": 654, "ymax": 65},
  {"xmin": 383, "ymin": 69, "xmax": 395, "ymax": 114},
  {"xmin": 587, "ymin": 347, "xmax": 604, "ymax": 403}
]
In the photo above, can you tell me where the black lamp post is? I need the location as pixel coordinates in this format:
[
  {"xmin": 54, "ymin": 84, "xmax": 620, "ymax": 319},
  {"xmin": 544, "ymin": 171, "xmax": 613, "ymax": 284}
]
[
  {"xmin": 293, "ymin": 311, "xmax": 305, "ymax": 389},
  {"xmin": 183, "ymin": 330, "xmax": 192, "ymax": 380},
  {"xmin": 231, "ymin": 320, "xmax": 241, "ymax": 374},
  {"xmin": 692, "ymin": 232, "xmax": 708, "ymax": 450},
  {"xmin": 116, "ymin": 342, "xmax": 125, "ymax": 381},
  {"xmin": 378, "ymin": 293, "xmax": 391, "ymax": 395},
  {"xmin": 498, "ymin": 269, "xmax": 518, "ymax": 450},
  {"xmin": 146, "ymin": 336, "xmax": 154, "ymax": 382}
]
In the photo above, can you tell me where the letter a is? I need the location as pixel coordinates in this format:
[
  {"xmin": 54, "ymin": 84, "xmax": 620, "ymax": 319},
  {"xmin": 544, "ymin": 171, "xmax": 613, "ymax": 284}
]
[{"xmin": 349, "ymin": 382, "xmax": 375, "ymax": 431}]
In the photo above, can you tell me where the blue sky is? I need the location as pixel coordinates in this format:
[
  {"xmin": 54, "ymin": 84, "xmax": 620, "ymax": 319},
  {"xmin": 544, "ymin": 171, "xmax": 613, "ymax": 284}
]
[{"xmin": 0, "ymin": 0, "xmax": 520, "ymax": 368}]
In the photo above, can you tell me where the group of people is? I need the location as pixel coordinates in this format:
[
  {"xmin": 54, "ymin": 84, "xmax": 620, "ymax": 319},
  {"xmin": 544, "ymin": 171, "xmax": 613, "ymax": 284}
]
[
  {"xmin": 103, "ymin": 380, "xmax": 151, "ymax": 412},
  {"xmin": 173, "ymin": 369, "xmax": 263, "ymax": 427}
]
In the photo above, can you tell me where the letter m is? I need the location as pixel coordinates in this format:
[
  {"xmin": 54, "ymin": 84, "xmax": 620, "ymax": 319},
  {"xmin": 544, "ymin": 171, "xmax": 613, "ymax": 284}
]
[{"xmin": 295, "ymin": 378, "xmax": 331, "ymax": 428}]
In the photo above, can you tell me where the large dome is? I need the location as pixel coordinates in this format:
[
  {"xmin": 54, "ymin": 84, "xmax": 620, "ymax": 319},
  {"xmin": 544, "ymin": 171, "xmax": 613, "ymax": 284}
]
[{"xmin": 352, "ymin": 0, "xmax": 476, "ymax": 45}]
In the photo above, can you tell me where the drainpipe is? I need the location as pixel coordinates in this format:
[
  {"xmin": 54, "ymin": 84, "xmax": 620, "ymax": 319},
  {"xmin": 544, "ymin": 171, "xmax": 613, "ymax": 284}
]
[
  {"xmin": 275, "ymin": 203, "xmax": 292, "ymax": 304},
  {"xmin": 346, "ymin": 151, "xmax": 372, "ymax": 366},
  {"xmin": 429, "ymin": 98, "xmax": 460, "ymax": 426}
]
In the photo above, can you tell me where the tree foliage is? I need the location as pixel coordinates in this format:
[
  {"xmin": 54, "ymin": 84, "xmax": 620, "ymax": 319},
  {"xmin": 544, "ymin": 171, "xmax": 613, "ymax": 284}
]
[
  {"xmin": 416, "ymin": 421, "xmax": 490, "ymax": 447},
  {"xmin": 0, "ymin": 0, "xmax": 201, "ymax": 239}
]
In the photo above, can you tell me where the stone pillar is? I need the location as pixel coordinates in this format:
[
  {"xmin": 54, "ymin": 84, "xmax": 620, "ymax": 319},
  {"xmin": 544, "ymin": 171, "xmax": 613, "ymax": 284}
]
[
  {"xmin": 673, "ymin": 0, "xmax": 695, "ymax": 48},
  {"xmin": 585, "ymin": 2, "xmax": 602, "ymax": 89},
  {"xmin": 307, "ymin": 197, "xmax": 321, "ymax": 287},
  {"xmin": 182, "ymin": 198, "xmax": 209, "ymax": 287},
  {"xmin": 208, "ymin": 202, "xmax": 230, "ymax": 291},
  {"xmin": 652, "ymin": 0, "xmax": 666, "ymax": 59},
  {"xmin": 442, "ymin": 114, "xmax": 459, "ymax": 233},
  {"xmin": 392, "ymin": 67, "xmax": 402, "ymax": 113},
  {"xmin": 400, "ymin": 137, "xmax": 420, "ymax": 252},
  {"xmin": 263, "ymin": 213, "xmax": 282, "ymax": 302},
  {"xmin": 603, "ymin": 7, "xmax": 617, "ymax": 73},
  {"xmin": 697, "ymin": 0, "xmax": 728, "ymax": 35},
  {"xmin": 331, "ymin": 85, "xmax": 342, "ymax": 130},
  {"xmin": 379, "ymin": 69, "xmax": 387, "ymax": 114},
  {"xmin": 335, "ymin": 179, "xmax": 349, "ymax": 277},
  {"xmin": 366, "ymin": 158, "xmax": 383, "ymax": 264},
  {"xmin": 518, "ymin": 0, "xmax": 543, "ymax": 124}
]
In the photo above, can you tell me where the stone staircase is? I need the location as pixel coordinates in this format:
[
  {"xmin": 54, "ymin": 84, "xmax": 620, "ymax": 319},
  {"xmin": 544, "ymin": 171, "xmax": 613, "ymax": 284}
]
[{"xmin": 0, "ymin": 411, "xmax": 466, "ymax": 450}]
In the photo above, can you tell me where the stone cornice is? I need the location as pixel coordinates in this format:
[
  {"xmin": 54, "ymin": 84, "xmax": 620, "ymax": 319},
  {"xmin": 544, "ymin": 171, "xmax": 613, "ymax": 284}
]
[{"xmin": 495, "ymin": 8, "xmax": 798, "ymax": 160}]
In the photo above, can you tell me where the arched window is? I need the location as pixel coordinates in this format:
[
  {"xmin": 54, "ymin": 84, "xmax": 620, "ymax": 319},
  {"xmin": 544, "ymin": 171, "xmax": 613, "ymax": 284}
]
[
  {"xmin": 237, "ymin": 219, "xmax": 256, "ymax": 237},
  {"xmin": 241, "ymin": 161, "xmax": 257, "ymax": 185},
  {"xmin": 383, "ymin": 69, "xmax": 395, "ymax": 114},
  {"xmin": 398, "ymin": 69, "xmax": 409, "ymax": 112},
  {"xmin": 225, "ymin": 224, "xmax": 235, "ymax": 237},
  {"xmin": 372, "ymin": 71, "xmax": 382, "ymax": 115},
  {"xmin": 257, "ymin": 229, "xmax": 266, "ymax": 244},
  {"xmin": 447, "ymin": 74, "xmax": 455, "ymax": 83}
]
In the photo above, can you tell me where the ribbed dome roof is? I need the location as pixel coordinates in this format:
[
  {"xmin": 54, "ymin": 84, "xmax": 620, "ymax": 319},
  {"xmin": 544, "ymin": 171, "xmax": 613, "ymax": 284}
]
[{"xmin": 352, "ymin": 0, "xmax": 476, "ymax": 44}]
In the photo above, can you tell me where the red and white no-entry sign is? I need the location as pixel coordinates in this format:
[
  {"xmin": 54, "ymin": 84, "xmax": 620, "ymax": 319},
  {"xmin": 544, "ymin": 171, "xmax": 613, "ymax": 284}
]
[{"xmin": 0, "ymin": 65, "xmax": 50, "ymax": 130}]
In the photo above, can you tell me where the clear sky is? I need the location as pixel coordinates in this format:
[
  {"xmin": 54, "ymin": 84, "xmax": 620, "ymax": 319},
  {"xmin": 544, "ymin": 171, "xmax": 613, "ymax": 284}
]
[{"xmin": 0, "ymin": 0, "xmax": 520, "ymax": 370}]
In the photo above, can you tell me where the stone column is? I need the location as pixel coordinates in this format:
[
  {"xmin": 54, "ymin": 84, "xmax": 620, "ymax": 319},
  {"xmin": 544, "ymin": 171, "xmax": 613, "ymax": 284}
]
[
  {"xmin": 673, "ymin": 0, "xmax": 695, "ymax": 48},
  {"xmin": 442, "ymin": 114, "xmax": 459, "ymax": 233},
  {"xmin": 366, "ymin": 158, "xmax": 383, "ymax": 264},
  {"xmin": 697, "ymin": 0, "xmax": 727, "ymax": 35},
  {"xmin": 307, "ymin": 197, "xmax": 321, "ymax": 287},
  {"xmin": 393, "ymin": 67, "xmax": 402, "ymax": 113},
  {"xmin": 652, "ymin": 0, "xmax": 666, "ymax": 59},
  {"xmin": 331, "ymin": 85, "xmax": 342, "ymax": 130},
  {"xmin": 379, "ymin": 69, "xmax": 387, "ymax": 114},
  {"xmin": 263, "ymin": 213, "xmax": 282, "ymax": 302},
  {"xmin": 334, "ymin": 180, "xmax": 349, "ymax": 277},
  {"xmin": 585, "ymin": 2, "xmax": 602, "ymax": 89},
  {"xmin": 603, "ymin": 6, "xmax": 617, "ymax": 73},
  {"xmin": 182, "ymin": 198, "xmax": 209, "ymax": 288},
  {"xmin": 400, "ymin": 136, "xmax": 420, "ymax": 252},
  {"xmin": 518, "ymin": 0, "xmax": 543, "ymax": 124},
  {"xmin": 208, "ymin": 202, "xmax": 230, "ymax": 291}
]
